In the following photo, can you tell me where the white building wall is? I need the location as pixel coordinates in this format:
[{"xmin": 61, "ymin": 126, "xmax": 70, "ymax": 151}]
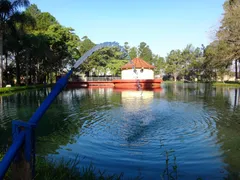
[{"xmin": 121, "ymin": 69, "xmax": 154, "ymax": 79}]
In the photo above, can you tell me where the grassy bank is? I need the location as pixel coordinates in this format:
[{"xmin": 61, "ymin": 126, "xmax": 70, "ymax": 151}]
[
  {"xmin": 1, "ymin": 155, "xmax": 135, "ymax": 180},
  {"xmin": 162, "ymin": 80, "xmax": 184, "ymax": 84},
  {"xmin": 212, "ymin": 81, "xmax": 240, "ymax": 87},
  {"xmin": 163, "ymin": 80, "xmax": 240, "ymax": 87},
  {"xmin": 0, "ymin": 84, "xmax": 54, "ymax": 95}
]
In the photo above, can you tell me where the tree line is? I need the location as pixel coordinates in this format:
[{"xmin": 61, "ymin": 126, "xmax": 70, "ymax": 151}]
[
  {"xmin": 164, "ymin": 0, "xmax": 240, "ymax": 82},
  {"xmin": 0, "ymin": 0, "xmax": 239, "ymax": 87}
]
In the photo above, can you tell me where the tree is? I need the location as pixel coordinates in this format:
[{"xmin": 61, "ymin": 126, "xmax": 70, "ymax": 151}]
[
  {"xmin": 24, "ymin": 4, "xmax": 41, "ymax": 19},
  {"xmin": 138, "ymin": 42, "xmax": 153, "ymax": 63},
  {"xmin": 36, "ymin": 12, "xmax": 58, "ymax": 31},
  {"xmin": 124, "ymin": 42, "xmax": 130, "ymax": 53},
  {"xmin": 129, "ymin": 47, "xmax": 137, "ymax": 59},
  {"xmin": 165, "ymin": 50, "xmax": 184, "ymax": 81},
  {"xmin": 217, "ymin": 0, "xmax": 240, "ymax": 80},
  {"xmin": 152, "ymin": 55, "xmax": 165, "ymax": 75},
  {"xmin": 3, "ymin": 12, "xmax": 35, "ymax": 85},
  {"xmin": 0, "ymin": 0, "xmax": 30, "ymax": 87},
  {"xmin": 204, "ymin": 40, "xmax": 232, "ymax": 82},
  {"xmin": 106, "ymin": 59, "xmax": 128, "ymax": 76},
  {"xmin": 188, "ymin": 47, "xmax": 205, "ymax": 81}
]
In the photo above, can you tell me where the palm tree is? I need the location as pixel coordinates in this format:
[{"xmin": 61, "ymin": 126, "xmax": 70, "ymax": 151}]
[{"xmin": 0, "ymin": 0, "xmax": 30, "ymax": 87}]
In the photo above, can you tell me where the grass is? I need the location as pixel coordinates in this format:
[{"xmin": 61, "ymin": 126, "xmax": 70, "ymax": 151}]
[
  {"xmin": 1, "ymin": 154, "xmax": 141, "ymax": 180},
  {"xmin": 162, "ymin": 80, "xmax": 184, "ymax": 84},
  {"xmin": 212, "ymin": 81, "xmax": 240, "ymax": 87},
  {"xmin": 34, "ymin": 156, "xmax": 129, "ymax": 180},
  {"xmin": 0, "ymin": 84, "xmax": 54, "ymax": 95},
  {"xmin": 163, "ymin": 80, "xmax": 240, "ymax": 87},
  {"xmin": 1, "ymin": 151, "xmax": 236, "ymax": 180}
]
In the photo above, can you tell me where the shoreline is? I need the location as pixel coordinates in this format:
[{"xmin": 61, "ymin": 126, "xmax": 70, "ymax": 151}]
[
  {"xmin": 1, "ymin": 81, "xmax": 240, "ymax": 97},
  {"xmin": 0, "ymin": 84, "xmax": 54, "ymax": 96}
]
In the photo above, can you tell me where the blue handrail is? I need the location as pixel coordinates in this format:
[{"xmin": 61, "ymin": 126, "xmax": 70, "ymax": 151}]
[
  {"xmin": 29, "ymin": 69, "xmax": 73, "ymax": 125},
  {"xmin": 0, "ymin": 132, "xmax": 25, "ymax": 179},
  {"xmin": 0, "ymin": 41, "xmax": 127, "ymax": 179},
  {"xmin": 0, "ymin": 69, "xmax": 73, "ymax": 179}
]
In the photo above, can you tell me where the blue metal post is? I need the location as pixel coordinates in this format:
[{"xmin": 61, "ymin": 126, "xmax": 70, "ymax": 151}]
[
  {"xmin": 0, "ymin": 132, "xmax": 25, "ymax": 179},
  {"xmin": 0, "ymin": 70, "xmax": 73, "ymax": 179},
  {"xmin": 11, "ymin": 120, "xmax": 36, "ymax": 180},
  {"xmin": 29, "ymin": 69, "xmax": 73, "ymax": 125}
]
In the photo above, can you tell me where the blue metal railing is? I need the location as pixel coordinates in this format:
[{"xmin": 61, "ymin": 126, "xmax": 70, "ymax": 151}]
[
  {"xmin": 0, "ymin": 69, "xmax": 73, "ymax": 179},
  {"xmin": 0, "ymin": 41, "xmax": 128, "ymax": 179},
  {"xmin": 0, "ymin": 132, "xmax": 25, "ymax": 179}
]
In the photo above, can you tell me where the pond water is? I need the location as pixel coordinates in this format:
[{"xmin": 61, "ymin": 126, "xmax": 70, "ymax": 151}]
[{"xmin": 0, "ymin": 83, "xmax": 240, "ymax": 179}]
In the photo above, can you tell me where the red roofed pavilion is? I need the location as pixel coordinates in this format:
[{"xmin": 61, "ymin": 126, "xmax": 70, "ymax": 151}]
[
  {"xmin": 121, "ymin": 58, "xmax": 155, "ymax": 70},
  {"xmin": 121, "ymin": 58, "xmax": 155, "ymax": 80}
]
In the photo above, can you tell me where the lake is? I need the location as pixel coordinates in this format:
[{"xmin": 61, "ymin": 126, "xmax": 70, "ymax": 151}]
[{"xmin": 0, "ymin": 83, "xmax": 240, "ymax": 179}]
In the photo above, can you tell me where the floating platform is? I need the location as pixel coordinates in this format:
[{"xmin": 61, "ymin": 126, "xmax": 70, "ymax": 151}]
[
  {"xmin": 67, "ymin": 81, "xmax": 114, "ymax": 88},
  {"xmin": 67, "ymin": 79, "xmax": 162, "ymax": 90},
  {"xmin": 112, "ymin": 79, "xmax": 163, "ymax": 90}
]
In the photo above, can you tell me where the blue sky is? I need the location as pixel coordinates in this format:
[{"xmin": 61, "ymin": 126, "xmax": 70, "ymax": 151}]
[{"xmin": 30, "ymin": 0, "xmax": 225, "ymax": 57}]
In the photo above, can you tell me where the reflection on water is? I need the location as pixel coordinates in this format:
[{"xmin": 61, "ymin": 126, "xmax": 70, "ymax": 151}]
[{"xmin": 0, "ymin": 84, "xmax": 240, "ymax": 179}]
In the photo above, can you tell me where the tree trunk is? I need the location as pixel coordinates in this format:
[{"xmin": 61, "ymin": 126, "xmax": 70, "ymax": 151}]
[
  {"xmin": 16, "ymin": 54, "xmax": 21, "ymax": 86},
  {"xmin": 36, "ymin": 63, "xmax": 40, "ymax": 84},
  {"xmin": 5, "ymin": 52, "xmax": 7, "ymax": 71},
  {"xmin": 50, "ymin": 72, "xmax": 53, "ymax": 84},
  {"xmin": 173, "ymin": 73, "xmax": 177, "ymax": 82},
  {"xmin": 5, "ymin": 52, "xmax": 9, "ymax": 84},
  {"xmin": 234, "ymin": 88, "xmax": 237, "ymax": 108},
  {"xmin": 29, "ymin": 74, "xmax": 32, "ymax": 85},
  {"xmin": 0, "ymin": 31, "xmax": 3, "ymax": 87},
  {"xmin": 33, "ymin": 71, "xmax": 36, "ymax": 85},
  {"xmin": 235, "ymin": 59, "xmax": 238, "ymax": 81},
  {"xmin": 238, "ymin": 59, "xmax": 240, "ymax": 80},
  {"xmin": 26, "ymin": 53, "xmax": 29, "ymax": 86}
]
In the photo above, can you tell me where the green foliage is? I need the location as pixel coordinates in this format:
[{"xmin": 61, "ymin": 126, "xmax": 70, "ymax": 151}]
[
  {"xmin": 24, "ymin": 4, "xmax": 41, "ymax": 18},
  {"xmin": 1, "ymin": 3, "xmax": 83, "ymax": 85},
  {"xmin": 129, "ymin": 47, "xmax": 137, "ymax": 59},
  {"xmin": 124, "ymin": 42, "xmax": 130, "ymax": 52},
  {"xmin": 0, "ymin": 84, "xmax": 53, "ymax": 94},
  {"xmin": 152, "ymin": 55, "xmax": 165, "ymax": 74},
  {"xmin": 165, "ymin": 49, "xmax": 184, "ymax": 81},
  {"xmin": 106, "ymin": 59, "xmax": 128, "ymax": 76},
  {"xmin": 218, "ymin": 0, "xmax": 240, "ymax": 61},
  {"xmin": 0, "ymin": 0, "xmax": 30, "ymax": 87},
  {"xmin": 79, "ymin": 41, "xmax": 128, "ymax": 76},
  {"xmin": 36, "ymin": 12, "xmax": 58, "ymax": 31},
  {"xmin": 138, "ymin": 42, "xmax": 153, "ymax": 63}
]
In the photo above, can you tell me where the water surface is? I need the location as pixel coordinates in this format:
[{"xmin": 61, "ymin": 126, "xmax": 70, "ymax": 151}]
[{"xmin": 0, "ymin": 83, "xmax": 240, "ymax": 179}]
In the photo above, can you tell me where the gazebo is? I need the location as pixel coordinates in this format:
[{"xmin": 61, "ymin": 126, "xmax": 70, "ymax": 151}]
[
  {"xmin": 121, "ymin": 58, "xmax": 155, "ymax": 79},
  {"xmin": 112, "ymin": 58, "xmax": 163, "ymax": 90}
]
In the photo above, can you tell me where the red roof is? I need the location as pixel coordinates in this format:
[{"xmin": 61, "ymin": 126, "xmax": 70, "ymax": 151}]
[{"xmin": 121, "ymin": 58, "xmax": 155, "ymax": 70}]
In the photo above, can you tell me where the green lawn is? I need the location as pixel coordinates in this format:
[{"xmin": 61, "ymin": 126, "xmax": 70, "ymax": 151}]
[
  {"xmin": 212, "ymin": 82, "xmax": 240, "ymax": 87},
  {"xmin": 1, "ymin": 155, "xmax": 136, "ymax": 180},
  {"xmin": 0, "ymin": 84, "xmax": 54, "ymax": 95}
]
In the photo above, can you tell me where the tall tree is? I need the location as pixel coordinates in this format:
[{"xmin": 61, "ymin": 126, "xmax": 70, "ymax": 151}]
[
  {"xmin": 217, "ymin": 0, "xmax": 240, "ymax": 80},
  {"xmin": 152, "ymin": 55, "xmax": 165, "ymax": 75},
  {"xmin": 124, "ymin": 42, "xmax": 130, "ymax": 53},
  {"xmin": 0, "ymin": 0, "xmax": 30, "ymax": 87},
  {"xmin": 129, "ymin": 47, "xmax": 137, "ymax": 59},
  {"xmin": 24, "ymin": 4, "xmax": 41, "ymax": 19},
  {"xmin": 204, "ymin": 40, "xmax": 232, "ymax": 82},
  {"xmin": 165, "ymin": 50, "xmax": 184, "ymax": 81},
  {"xmin": 138, "ymin": 42, "xmax": 153, "ymax": 63}
]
